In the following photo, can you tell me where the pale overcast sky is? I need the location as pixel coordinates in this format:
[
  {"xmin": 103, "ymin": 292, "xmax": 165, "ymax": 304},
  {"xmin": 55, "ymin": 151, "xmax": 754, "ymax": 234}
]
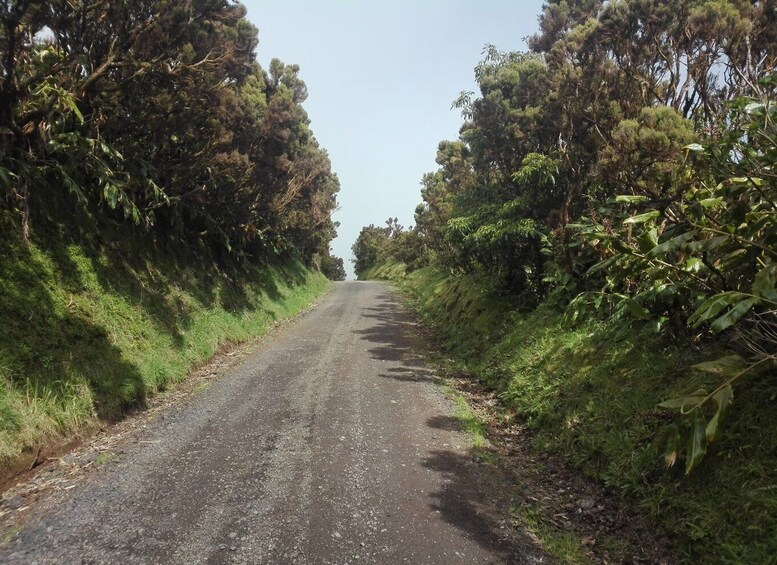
[{"xmin": 240, "ymin": 1, "xmax": 546, "ymax": 277}]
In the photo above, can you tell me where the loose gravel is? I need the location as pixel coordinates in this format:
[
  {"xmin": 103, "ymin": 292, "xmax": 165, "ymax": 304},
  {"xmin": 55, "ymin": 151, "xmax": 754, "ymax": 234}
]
[{"xmin": 0, "ymin": 282, "xmax": 547, "ymax": 564}]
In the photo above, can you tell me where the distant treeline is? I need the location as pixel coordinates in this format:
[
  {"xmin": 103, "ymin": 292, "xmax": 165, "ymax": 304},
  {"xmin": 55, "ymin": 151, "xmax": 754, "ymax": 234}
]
[
  {"xmin": 0, "ymin": 1, "xmax": 341, "ymax": 268},
  {"xmin": 354, "ymin": 0, "xmax": 776, "ymax": 472}
]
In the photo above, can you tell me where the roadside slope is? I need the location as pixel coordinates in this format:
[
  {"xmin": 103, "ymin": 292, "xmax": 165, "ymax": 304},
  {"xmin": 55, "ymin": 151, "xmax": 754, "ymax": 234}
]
[
  {"xmin": 0, "ymin": 217, "xmax": 330, "ymax": 473},
  {"xmin": 399, "ymin": 267, "xmax": 777, "ymax": 564},
  {"xmin": 1, "ymin": 282, "xmax": 548, "ymax": 564}
]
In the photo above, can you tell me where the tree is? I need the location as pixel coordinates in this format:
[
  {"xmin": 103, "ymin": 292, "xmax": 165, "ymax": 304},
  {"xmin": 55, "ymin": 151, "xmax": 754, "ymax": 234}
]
[
  {"xmin": 382, "ymin": 0, "xmax": 777, "ymax": 469},
  {"xmin": 320, "ymin": 253, "xmax": 346, "ymax": 281},
  {"xmin": 0, "ymin": 0, "xmax": 340, "ymax": 265},
  {"xmin": 351, "ymin": 223, "xmax": 392, "ymax": 279}
]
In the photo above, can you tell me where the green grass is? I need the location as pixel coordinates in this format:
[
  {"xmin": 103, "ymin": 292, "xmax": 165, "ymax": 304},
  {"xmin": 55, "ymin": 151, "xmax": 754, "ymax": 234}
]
[
  {"xmin": 400, "ymin": 267, "xmax": 777, "ymax": 564},
  {"xmin": 438, "ymin": 379, "xmax": 497, "ymax": 464},
  {"xmin": 509, "ymin": 503, "xmax": 633, "ymax": 564},
  {"xmin": 93, "ymin": 452, "xmax": 114, "ymax": 467},
  {"xmin": 0, "ymin": 213, "xmax": 330, "ymax": 467},
  {"xmin": 510, "ymin": 504, "xmax": 594, "ymax": 564},
  {"xmin": 449, "ymin": 389, "xmax": 489, "ymax": 449},
  {"xmin": 363, "ymin": 261, "xmax": 407, "ymax": 282}
]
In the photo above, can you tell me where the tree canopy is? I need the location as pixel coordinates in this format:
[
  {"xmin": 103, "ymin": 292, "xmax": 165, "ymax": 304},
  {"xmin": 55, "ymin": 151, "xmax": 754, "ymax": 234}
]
[
  {"xmin": 355, "ymin": 0, "xmax": 777, "ymax": 473},
  {"xmin": 0, "ymin": 0, "xmax": 340, "ymax": 266}
]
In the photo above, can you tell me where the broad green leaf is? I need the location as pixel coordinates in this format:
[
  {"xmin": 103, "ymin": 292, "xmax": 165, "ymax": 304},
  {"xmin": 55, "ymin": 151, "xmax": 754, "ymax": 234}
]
[
  {"xmin": 684, "ymin": 257, "xmax": 704, "ymax": 273},
  {"xmin": 650, "ymin": 316, "xmax": 669, "ymax": 334},
  {"xmin": 128, "ymin": 204, "xmax": 141, "ymax": 224},
  {"xmin": 759, "ymin": 288, "xmax": 777, "ymax": 303},
  {"xmin": 684, "ymin": 143, "xmax": 705, "ymax": 152},
  {"xmin": 648, "ymin": 230, "xmax": 697, "ymax": 257},
  {"xmin": 64, "ymin": 96, "xmax": 84, "ymax": 124},
  {"xmin": 706, "ymin": 385, "xmax": 733, "ymax": 443},
  {"xmin": 663, "ymin": 423, "xmax": 682, "ymax": 468},
  {"xmin": 624, "ymin": 298, "xmax": 650, "ymax": 320},
  {"xmin": 752, "ymin": 263, "xmax": 777, "ymax": 303},
  {"xmin": 615, "ymin": 195, "xmax": 651, "ymax": 204},
  {"xmin": 729, "ymin": 176, "xmax": 762, "ymax": 187},
  {"xmin": 688, "ymin": 292, "xmax": 748, "ymax": 327},
  {"xmin": 710, "ymin": 298, "xmax": 757, "ymax": 333},
  {"xmin": 613, "ymin": 238, "xmax": 634, "ymax": 253},
  {"xmin": 566, "ymin": 223, "xmax": 596, "ymax": 230},
  {"xmin": 744, "ymin": 102, "xmax": 766, "ymax": 115},
  {"xmin": 637, "ymin": 228, "xmax": 658, "ymax": 253},
  {"xmin": 587, "ymin": 254, "xmax": 620, "ymax": 275},
  {"xmin": 658, "ymin": 389, "xmax": 707, "ymax": 410},
  {"xmin": 699, "ymin": 197, "xmax": 723, "ymax": 209},
  {"xmin": 692, "ymin": 355, "xmax": 747, "ymax": 377},
  {"xmin": 104, "ymin": 183, "xmax": 119, "ymax": 209},
  {"xmin": 0, "ymin": 166, "xmax": 16, "ymax": 186},
  {"xmin": 99, "ymin": 141, "xmax": 123, "ymax": 161},
  {"xmin": 578, "ymin": 231, "xmax": 611, "ymax": 241},
  {"xmin": 744, "ymin": 214, "xmax": 771, "ymax": 235},
  {"xmin": 687, "ymin": 236, "xmax": 728, "ymax": 253},
  {"xmin": 624, "ymin": 210, "xmax": 660, "ymax": 224},
  {"xmin": 686, "ymin": 410, "xmax": 708, "ymax": 474},
  {"xmin": 720, "ymin": 248, "xmax": 748, "ymax": 265},
  {"xmin": 61, "ymin": 172, "xmax": 87, "ymax": 205}
]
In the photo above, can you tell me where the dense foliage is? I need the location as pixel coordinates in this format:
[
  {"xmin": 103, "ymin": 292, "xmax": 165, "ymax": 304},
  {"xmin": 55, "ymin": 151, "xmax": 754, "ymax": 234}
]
[
  {"xmin": 351, "ymin": 218, "xmax": 426, "ymax": 279},
  {"xmin": 319, "ymin": 251, "xmax": 346, "ymax": 281},
  {"xmin": 0, "ymin": 0, "xmax": 341, "ymax": 265},
  {"xmin": 355, "ymin": 0, "xmax": 777, "ymax": 473},
  {"xmin": 401, "ymin": 267, "xmax": 777, "ymax": 562}
]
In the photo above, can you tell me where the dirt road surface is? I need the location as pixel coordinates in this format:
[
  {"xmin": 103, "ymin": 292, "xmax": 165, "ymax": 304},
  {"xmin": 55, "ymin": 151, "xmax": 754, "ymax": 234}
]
[{"xmin": 0, "ymin": 282, "xmax": 549, "ymax": 564}]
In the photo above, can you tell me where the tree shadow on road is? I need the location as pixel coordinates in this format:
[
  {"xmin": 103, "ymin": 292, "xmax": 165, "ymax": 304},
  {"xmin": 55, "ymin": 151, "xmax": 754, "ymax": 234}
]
[
  {"xmin": 425, "ymin": 415, "xmax": 464, "ymax": 431},
  {"xmin": 381, "ymin": 366, "xmax": 436, "ymax": 383},
  {"xmin": 422, "ymin": 448, "xmax": 548, "ymax": 564},
  {"xmin": 352, "ymin": 286, "xmax": 550, "ymax": 563},
  {"xmin": 353, "ymin": 290, "xmax": 428, "ymax": 373}
]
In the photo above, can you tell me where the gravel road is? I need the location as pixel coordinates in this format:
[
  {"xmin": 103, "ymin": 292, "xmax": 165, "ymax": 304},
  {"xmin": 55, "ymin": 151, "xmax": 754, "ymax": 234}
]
[{"xmin": 1, "ymin": 282, "xmax": 548, "ymax": 564}]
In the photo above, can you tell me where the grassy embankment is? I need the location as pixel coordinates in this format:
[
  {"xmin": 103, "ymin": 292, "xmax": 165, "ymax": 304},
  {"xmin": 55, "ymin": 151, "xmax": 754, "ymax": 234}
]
[
  {"xmin": 361, "ymin": 262, "xmax": 407, "ymax": 282},
  {"xmin": 0, "ymin": 213, "xmax": 330, "ymax": 469},
  {"xmin": 381, "ymin": 264, "xmax": 776, "ymax": 564}
]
